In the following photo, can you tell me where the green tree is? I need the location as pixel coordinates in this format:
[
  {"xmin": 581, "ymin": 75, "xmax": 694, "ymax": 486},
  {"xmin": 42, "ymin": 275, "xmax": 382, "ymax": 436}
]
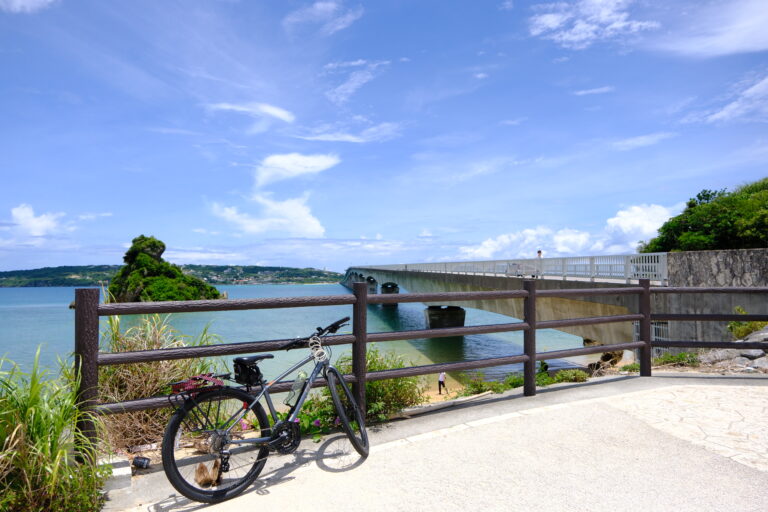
[
  {"xmin": 641, "ymin": 177, "xmax": 768, "ymax": 252},
  {"xmin": 108, "ymin": 235, "xmax": 221, "ymax": 302}
]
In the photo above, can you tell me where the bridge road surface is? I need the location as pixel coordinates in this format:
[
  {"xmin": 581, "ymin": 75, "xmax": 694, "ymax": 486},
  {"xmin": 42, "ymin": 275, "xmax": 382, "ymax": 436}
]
[{"xmin": 104, "ymin": 374, "xmax": 768, "ymax": 512}]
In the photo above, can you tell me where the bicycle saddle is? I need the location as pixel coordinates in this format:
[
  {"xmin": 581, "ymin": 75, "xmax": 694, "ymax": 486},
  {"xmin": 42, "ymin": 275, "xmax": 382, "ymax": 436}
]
[{"xmin": 233, "ymin": 354, "xmax": 274, "ymax": 366}]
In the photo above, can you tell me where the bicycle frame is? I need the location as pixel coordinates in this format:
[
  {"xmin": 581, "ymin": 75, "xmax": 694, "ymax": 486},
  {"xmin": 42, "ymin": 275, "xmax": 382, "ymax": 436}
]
[{"xmin": 206, "ymin": 350, "xmax": 330, "ymax": 447}]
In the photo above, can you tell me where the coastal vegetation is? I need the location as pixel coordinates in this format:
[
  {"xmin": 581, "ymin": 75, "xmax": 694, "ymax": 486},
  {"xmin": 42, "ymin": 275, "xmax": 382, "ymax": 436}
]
[
  {"xmin": 727, "ymin": 306, "xmax": 768, "ymax": 340},
  {"xmin": 620, "ymin": 351, "xmax": 700, "ymax": 372},
  {"xmin": 454, "ymin": 364, "xmax": 590, "ymax": 397},
  {"xmin": 98, "ymin": 314, "xmax": 219, "ymax": 451},
  {"xmin": 285, "ymin": 348, "xmax": 427, "ymax": 439},
  {"xmin": 0, "ymin": 352, "xmax": 107, "ymax": 512},
  {"xmin": 0, "ymin": 264, "xmax": 342, "ymax": 287},
  {"xmin": 640, "ymin": 177, "xmax": 768, "ymax": 252},
  {"xmin": 108, "ymin": 235, "xmax": 221, "ymax": 302}
]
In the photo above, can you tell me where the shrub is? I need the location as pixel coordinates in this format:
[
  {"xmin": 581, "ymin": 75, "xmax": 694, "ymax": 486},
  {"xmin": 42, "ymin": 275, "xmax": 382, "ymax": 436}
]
[
  {"xmin": 620, "ymin": 363, "xmax": 640, "ymax": 372},
  {"xmin": 455, "ymin": 362, "xmax": 589, "ymax": 397},
  {"xmin": 553, "ymin": 369, "xmax": 589, "ymax": 383},
  {"xmin": 334, "ymin": 347, "xmax": 427, "ymax": 422},
  {"xmin": 652, "ymin": 352, "xmax": 700, "ymax": 367},
  {"xmin": 727, "ymin": 306, "xmax": 768, "ymax": 340},
  {"xmin": 98, "ymin": 314, "xmax": 219, "ymax": 451},
  {"xmin": 0, "ymin": 351, "xmax": 108, "ymax": 512}
]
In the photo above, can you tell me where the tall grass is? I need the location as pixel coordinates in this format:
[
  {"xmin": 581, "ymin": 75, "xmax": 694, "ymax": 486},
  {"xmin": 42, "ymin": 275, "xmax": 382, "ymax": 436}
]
[
  {"xmin": 0, "ymin": 350, "xmax": 108, "ymax": 511},
  {"xmin": 99, "ymin": 314, "xmax": 219, "ymax": 451}
]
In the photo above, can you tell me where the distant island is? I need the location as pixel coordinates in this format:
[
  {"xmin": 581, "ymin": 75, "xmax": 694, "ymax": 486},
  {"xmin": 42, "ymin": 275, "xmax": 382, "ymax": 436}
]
[{"xmin": 0, "ymin": 264, "xmax": 343, "ymax": 288}]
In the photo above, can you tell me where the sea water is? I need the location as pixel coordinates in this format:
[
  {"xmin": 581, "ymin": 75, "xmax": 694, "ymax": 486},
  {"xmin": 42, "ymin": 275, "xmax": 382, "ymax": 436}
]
[{"xmin": 0, "ymin": 284, "xmax": 589, "ymax": 379}]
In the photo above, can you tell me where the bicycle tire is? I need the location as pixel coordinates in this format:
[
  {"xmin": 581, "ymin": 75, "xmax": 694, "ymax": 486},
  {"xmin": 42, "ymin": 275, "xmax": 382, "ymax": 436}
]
[
  {"xmin": 161, "ymin": 387, "xmax": 270, "ymax": 504},
  {"xmin": 326, "ymin": 366, "xmax": 369, "ymax": 457}
]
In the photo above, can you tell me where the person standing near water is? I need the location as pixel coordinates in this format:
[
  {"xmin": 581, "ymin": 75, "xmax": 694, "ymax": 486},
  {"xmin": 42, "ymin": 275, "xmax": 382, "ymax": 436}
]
[{"xmin": 438, "ymin": 372, "xmax": 446, "ymax": 395}]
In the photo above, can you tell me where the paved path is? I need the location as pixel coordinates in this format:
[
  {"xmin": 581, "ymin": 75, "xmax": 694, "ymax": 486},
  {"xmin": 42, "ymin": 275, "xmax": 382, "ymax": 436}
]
[{"xmin": 104, "ymin": 374, "xmax": 768, "ymax": 512}]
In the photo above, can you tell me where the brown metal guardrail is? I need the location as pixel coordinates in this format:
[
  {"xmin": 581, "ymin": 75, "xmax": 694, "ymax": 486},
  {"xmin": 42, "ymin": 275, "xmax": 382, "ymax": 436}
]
[{"xmin": 73, "ymin": 279, "xmax": 768, "ymax": 452}]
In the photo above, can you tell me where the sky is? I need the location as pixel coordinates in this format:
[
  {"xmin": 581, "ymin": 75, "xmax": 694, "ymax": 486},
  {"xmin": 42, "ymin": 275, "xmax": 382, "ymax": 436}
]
[{"xmin": 1, "ymin": 0, "xmax": 766, "ymax": 272}]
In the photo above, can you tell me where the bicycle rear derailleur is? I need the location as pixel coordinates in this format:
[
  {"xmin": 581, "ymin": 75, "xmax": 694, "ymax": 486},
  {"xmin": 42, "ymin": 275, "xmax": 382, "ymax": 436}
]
[{"xmin": 269, "ymin": 420, "xmax": 300, "ymax": 454}]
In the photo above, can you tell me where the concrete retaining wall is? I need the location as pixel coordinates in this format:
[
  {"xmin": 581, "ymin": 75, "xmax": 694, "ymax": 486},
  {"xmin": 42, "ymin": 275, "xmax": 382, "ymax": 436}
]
[{"xmin": 660, "ymin": 249, "xmax": 768, "ymax": 342}]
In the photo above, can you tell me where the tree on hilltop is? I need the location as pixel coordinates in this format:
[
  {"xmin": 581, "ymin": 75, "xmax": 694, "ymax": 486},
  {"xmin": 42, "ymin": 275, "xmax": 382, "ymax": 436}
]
[
  {"xmin": 108, "ymin": 235, "xmax": 221, "ymax": 302},
  {"xmin": 640, "ymin": 177, "xmax": 768, "ymax": 252}
]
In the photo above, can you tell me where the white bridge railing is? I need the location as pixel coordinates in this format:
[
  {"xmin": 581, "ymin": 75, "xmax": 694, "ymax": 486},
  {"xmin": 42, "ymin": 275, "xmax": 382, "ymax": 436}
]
[{"xmin": 358, "ymin": 253, "xmax": 668, "ymax": 284}]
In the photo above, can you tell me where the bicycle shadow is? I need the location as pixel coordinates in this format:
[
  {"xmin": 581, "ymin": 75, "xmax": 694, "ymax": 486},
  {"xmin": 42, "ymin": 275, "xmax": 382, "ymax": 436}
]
[{"xmin": 144, "ymin": 434, "xmax": 366, "ymax": 511}]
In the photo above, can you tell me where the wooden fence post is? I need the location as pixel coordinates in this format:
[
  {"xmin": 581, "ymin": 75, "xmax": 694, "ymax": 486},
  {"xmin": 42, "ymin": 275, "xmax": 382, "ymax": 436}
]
[
  {"xmin": 639, "ymin": 279, "xmax": 652, "ymax": 377},
  {"xmin": 523, "ymin": 280, "xmax": 537, "ymax": 396},
  {"xmin": 74, "ymin": 288, "xmax": 100, "ymax": 460},
  {"xmin": 352, "ymin": 282, "xmax": 368, "ymax": 412}
]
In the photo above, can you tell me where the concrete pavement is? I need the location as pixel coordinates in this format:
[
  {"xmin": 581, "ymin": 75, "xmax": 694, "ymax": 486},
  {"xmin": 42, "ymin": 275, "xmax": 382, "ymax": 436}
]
[{"xmin": 103, "ymin": 373, "xmax": 768, "ymax": 512}]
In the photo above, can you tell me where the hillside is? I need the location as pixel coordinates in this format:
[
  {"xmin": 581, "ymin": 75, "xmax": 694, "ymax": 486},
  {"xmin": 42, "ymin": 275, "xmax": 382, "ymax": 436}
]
[{"xmin": 0, "ymin": 264, "xmax": 343, "ymax": 288}]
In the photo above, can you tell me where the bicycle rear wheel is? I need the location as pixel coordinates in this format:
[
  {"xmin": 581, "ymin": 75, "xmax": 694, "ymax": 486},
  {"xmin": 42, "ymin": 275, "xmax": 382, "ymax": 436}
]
[
  {"xmin": 161, "ymin": 387, "xmax": 270, "ymax": 504},
  {"xmin": 326, "ymin": 366, "xmax": 369, "ymax": 457}
]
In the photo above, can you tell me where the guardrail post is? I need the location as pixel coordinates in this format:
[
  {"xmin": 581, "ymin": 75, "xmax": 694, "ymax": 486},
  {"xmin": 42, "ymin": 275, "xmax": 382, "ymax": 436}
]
[
  {"xmin": 74, "ymin": 288, "xmax": 100, "ymax": 461},
  {"xmin": 352, "ymin": 282, "xmax": 368, "ymax": 412},
  {"xmin": 639, "ymin": 279, "xmax": 652, "ymax": 376},
  {"xmin": 523, "ymin": 280, "xmax": 537, "ymax": 396}
]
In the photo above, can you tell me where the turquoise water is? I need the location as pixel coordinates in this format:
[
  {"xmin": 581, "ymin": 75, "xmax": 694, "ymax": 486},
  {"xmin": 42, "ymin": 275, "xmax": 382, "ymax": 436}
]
[{"xmin": 0, "ymin": 284, "xmax": 588, "ymax": 379}]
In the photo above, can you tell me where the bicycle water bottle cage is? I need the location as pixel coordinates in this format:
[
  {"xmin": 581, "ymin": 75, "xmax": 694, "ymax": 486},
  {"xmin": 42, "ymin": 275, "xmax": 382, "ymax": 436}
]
[{"xmin": 233, "ymin": 354, "xmax": 274, "ymax": 386}]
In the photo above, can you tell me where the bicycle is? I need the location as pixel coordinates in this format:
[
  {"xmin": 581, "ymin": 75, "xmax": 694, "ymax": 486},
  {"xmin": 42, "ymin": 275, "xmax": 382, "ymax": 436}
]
[{"xmin": 161, "ymin": 317, "xmax": 369, "ymax": 504}]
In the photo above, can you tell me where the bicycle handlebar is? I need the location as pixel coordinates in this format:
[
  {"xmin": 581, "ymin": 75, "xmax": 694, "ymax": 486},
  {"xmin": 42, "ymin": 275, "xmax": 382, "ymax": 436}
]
[{"xmin": 281, "ymin": 317, "xmax": 350, "ymax": 350}]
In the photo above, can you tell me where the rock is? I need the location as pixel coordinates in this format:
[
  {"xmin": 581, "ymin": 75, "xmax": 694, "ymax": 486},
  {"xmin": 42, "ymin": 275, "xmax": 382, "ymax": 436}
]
[
  {"xmin": 744, "ymin": 327, "xmax": 768, "ymax": 343},
  {"xmin": 700, "ymin": 349, "xmax": 743, "ymax": 365},
  {"xmin": 750, "ymin": 357, "xmax": 768, "ymax": 371},
  {"xmin": 739, "ymin": 367, "xmax": 758, "ymax": 373},
  {"xmin": 740, "ymin": 349, "xmax": 766, "ymax": 360},
  {"xmin": 715, "ymin": 356, "xmax": 752, "ymax": 368}
]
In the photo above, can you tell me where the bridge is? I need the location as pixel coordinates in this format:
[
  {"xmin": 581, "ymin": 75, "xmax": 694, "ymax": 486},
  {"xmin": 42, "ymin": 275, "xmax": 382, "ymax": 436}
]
[{"xmin": 345, "ymin": 249, "xmax": 768, "ymax": 348}]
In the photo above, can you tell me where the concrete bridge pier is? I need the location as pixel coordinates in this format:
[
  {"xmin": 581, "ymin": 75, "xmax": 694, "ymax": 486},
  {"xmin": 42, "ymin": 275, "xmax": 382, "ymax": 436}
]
[
  {"xmin": 381, "ymin": 282, "xmax": 399, "ymax": 308},
  {"xmin": 424, "ymin": 305, "xmax": 466, "ymax": 329}
]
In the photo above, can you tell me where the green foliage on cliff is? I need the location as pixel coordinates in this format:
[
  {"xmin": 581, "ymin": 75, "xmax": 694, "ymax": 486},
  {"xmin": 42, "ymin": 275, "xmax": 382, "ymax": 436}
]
[
  {"xmin": 108, "ymin": 235, "xmax": 221, "ymax": 302},
  {"xmin": 640, "ymin": 177, "xmax": 768, "ymax": 252}
]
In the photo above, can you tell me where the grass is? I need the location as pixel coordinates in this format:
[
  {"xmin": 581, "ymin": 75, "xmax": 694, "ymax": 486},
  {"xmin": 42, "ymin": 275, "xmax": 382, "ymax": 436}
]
[
  {"xmin": 454, "ymin": 362, "xmax": 590, "ymax": 397},
  {"xmin": 0, "ymin": 350, "xmax": 108, "ymax": 511},
  {"xmin": 98, "ymin": 314, "xmax": 220, "ymax": 451},
  {"xmin": 620, "ymin": 352, "xmax": 700, "ymax": 373}
]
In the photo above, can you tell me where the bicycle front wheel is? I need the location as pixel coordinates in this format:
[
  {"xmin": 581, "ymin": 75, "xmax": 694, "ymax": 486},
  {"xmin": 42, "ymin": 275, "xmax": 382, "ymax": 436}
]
[
  {"xmin": 161, "ymin": 387, "xmax": 270, "ymax": 504},
  {"xmin": 326, "ymin": 367, "xmax": 369, "ymax": 457}
]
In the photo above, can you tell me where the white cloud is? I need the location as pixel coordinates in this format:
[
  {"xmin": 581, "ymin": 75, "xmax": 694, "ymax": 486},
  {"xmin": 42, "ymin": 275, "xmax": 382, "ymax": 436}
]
[
  {"xmin": 11, "ymin": 204, "xmax": 64, "ymax": 236},
  {"xmin": 323, "ymin": 59, "xmax": 368, "ymax": 70},
  {"xmin": 613, "ymin": 132, "xmax": 677, "ymax": 150},
  {"xmin": 500, "ymin": 117, "xmax": 527, "ymax": 126},
  {"xmin": 529, "ymin": 0, "xmax": 658, "ymax": 50},
  {"xmin": 499, "ymin": 1, "xmax": 515, "ymax": 10},
  {"xmin": 605, "ymin": 203, "xmax": 682, "ymax": 245},
  {"xmin": 458, "ymin": 202, "xmax": 682, "ymax": 259},
  {"xmin": 573, "ymin": 85, "xmax": 614, "ymax": 96},
  {"xmin": 207, "ymin": 102, "xmax": 295, "ymax": 123},
  {"xmin": 474, "ymin": 73, "xmax": 489, "ymax": 80},
  {"xmin": 655, "ymin": 0, "xmax": 768, "ymax": 58},
  {"xmin": 78, "ymin": 212, "xmax": 113, "ymax": 221},
  {"xmin": 0, "ymin": 0, "xmax": 56, "ymax": 13},
  {"xmin": 297, "ymin": 122, "xmax": 401, "ymax": 143},
  {"xmin": 325, "ymin": 60, "xmax": 389, "ymax": 105},
  {"xmin": 164, "ymin": 248, "xmax": 245, "ymax": 263},
  {"xmin": 211, "ymin": 194, "xmax": 325, "ymax": 238},
  {"xmin": 283, "ymin": 1, "xmax": 363, "ymax": 36},
  {"xmin": 706, "ymin": 75, "xmax": 768, "ymax": 123},
  {"xmin": 255, "ymin": 153, "xmax": 340, "ymax": 187},
  {"xmin": 212, "ymin": 194, "xmax": 325, "ymax": 238},
  {"xmin": 326, "ymin": 70, "xmax": 374, "ymax": 105}
]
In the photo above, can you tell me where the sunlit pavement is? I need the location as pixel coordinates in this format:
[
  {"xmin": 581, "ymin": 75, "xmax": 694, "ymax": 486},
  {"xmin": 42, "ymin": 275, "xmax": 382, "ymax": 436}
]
[{"xmin": 104, "ymin": 373, "xmax": 768, "ymax": 512}]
